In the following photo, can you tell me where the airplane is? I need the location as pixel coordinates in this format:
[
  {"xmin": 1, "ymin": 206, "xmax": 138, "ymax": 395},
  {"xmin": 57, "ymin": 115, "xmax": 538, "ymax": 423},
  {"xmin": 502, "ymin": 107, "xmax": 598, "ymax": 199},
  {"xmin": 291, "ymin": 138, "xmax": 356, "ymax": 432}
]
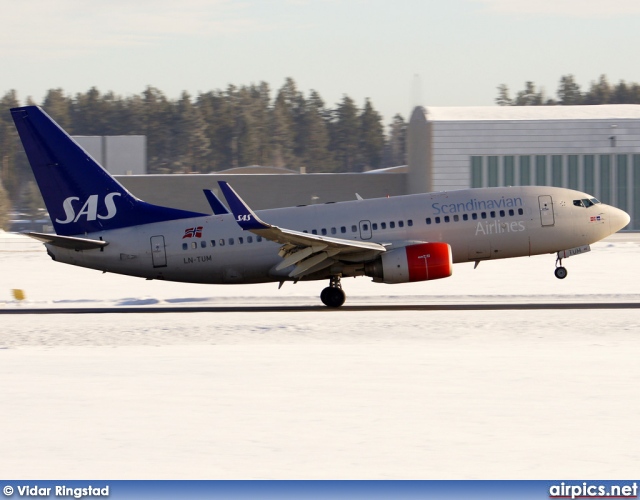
[{"xmin": 10, "ymin": 105, "xmax": 631, "ymax": 307}]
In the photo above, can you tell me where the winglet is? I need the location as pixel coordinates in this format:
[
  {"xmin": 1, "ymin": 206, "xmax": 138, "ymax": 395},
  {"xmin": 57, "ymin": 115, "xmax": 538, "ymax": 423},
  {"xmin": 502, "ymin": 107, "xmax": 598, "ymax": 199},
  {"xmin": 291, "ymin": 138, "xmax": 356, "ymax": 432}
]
[
  {"xmin": 217, "ymin": 181, "xmax": 271, "ymax": 230},
  {"xmin": 203, "ymin": 189, "xmax": 230, "ymax": 215}
]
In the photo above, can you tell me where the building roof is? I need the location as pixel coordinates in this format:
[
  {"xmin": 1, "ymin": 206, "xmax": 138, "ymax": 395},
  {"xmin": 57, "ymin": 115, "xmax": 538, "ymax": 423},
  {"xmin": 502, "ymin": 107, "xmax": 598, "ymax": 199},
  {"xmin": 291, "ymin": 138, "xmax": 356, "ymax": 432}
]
[
  {"xmin": 421, "ymin": 105, "xmax": 640, "ymax": 121},
  {"xmin": 216, "ymin": 165, "xmax": 299, "ymax": 174}
]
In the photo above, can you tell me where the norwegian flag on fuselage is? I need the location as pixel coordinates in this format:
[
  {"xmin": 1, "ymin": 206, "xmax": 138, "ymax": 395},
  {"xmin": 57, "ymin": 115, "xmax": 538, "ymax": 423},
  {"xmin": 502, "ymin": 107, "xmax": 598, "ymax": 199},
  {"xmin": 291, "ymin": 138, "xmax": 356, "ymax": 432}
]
[{"xmin": 182, "ymin": 226, "xmax": 203, "ymax": 238}]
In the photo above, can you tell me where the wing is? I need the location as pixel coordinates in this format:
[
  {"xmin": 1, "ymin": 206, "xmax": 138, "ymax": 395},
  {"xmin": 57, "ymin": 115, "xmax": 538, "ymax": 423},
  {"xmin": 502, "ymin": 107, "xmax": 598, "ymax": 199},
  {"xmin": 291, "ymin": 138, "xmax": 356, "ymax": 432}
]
[{"xmin": 218, "ymin": 181, "xmax": 386, "ymax": 278}]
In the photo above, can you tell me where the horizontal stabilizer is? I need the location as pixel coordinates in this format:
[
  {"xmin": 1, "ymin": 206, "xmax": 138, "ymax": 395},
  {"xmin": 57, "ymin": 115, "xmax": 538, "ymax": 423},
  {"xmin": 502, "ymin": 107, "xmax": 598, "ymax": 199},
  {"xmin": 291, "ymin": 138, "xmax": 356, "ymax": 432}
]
[
  {"xmin": 25, "ymin": 232, "xmax": 108, "ymax": 251},
  {"xmin": 203, "ymin": 189, "xmax": 230, "ymax": 215}
]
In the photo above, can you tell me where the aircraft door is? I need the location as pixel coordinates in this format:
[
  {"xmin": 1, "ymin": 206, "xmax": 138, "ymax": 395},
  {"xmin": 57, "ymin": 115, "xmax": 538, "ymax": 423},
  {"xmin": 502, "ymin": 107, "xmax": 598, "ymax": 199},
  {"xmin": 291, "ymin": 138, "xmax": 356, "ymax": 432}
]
[
  {"xmin": 538, "ymin": 195, "xmax": 555, "ymax": 226},
  {"xmin": 359, "ymin": 220, "xmax": 372, "ymax": 240},
  {"xmin": 150, "ymin": 235, "xmax": 167, "ymax": 268}
]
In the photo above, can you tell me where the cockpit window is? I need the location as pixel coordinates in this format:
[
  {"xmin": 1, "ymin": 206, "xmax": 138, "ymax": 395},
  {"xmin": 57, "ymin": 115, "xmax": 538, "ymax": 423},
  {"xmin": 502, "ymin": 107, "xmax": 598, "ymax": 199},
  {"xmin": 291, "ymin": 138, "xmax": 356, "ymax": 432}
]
[{"xmin": 573, "ymin": 198, "xmax": 599, "ymax": 208}]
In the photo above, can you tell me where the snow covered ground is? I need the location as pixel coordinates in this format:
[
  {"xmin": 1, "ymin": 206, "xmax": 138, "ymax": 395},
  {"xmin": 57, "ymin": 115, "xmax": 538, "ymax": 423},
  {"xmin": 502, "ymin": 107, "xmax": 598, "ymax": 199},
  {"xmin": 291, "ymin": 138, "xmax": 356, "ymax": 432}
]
[{"xmin": 0, "ymin": 232, "xmax": 639, "ymax": 479}]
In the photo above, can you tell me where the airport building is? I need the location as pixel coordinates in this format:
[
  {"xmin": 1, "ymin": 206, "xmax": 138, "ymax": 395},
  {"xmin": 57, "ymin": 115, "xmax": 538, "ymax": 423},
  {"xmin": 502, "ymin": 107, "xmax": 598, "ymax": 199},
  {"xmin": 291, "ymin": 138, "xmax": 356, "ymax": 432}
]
[
  {"xmin": 108, "ymin": 105, "xmax": 640, "ymax": 231},
  {"xmin": 407, "ymin": 105, "xmax": 640, "ymax": 229}
]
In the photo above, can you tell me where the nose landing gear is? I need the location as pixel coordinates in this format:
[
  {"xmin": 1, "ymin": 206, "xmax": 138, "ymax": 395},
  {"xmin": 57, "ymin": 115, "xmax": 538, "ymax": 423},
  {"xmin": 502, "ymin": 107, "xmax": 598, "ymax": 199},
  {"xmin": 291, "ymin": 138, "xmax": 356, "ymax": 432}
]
[
  {"xmin": 320, "ymin": 275, "xmax": 346, "ymax": 307},
  {"xmin": 554, "ymin": 255, "xmax": 568, "ymax": 279}
]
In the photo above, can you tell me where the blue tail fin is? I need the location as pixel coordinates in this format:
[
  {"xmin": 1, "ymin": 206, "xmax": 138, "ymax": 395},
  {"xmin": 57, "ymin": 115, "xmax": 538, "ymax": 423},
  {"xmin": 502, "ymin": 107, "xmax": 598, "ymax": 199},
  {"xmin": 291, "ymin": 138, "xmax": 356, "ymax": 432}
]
[{"xmin": 11, "ymin": 106, "xmax": 205, "ymax": 236}]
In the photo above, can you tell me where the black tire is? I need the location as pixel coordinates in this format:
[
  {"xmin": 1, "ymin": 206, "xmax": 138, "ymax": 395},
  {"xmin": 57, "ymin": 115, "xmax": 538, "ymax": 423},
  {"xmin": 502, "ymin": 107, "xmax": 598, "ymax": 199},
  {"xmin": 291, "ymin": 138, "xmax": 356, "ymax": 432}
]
[
  {"xmin": 320, "ymin": 287, "xmax": 346, "ymax": 308},
  {"xmin": 554, "ymin": 266, "xmax": 568, "ymax": 279}
]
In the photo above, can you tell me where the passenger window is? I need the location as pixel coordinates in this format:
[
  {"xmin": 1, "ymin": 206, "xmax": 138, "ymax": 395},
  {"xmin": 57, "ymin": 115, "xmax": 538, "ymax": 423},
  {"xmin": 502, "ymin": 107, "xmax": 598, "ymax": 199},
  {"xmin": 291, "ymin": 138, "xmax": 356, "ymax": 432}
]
[
  {"xmin": 426, "ymin": 218, "xmax": 432, "ymax": 225},
  {"xmin": 481, "ymin": 212, "xmax": 487, "ymax": 219},
  {"xmin": 472, "ymin": 213, "xmax": 478, "ymax": 220},
  {"xmin": 219, "ymin": 239, "xmax": 225, "ymax": 246},
  {"xmin": 351, "ymin": 225, "xmax": 357, "ymax": 233},
  {"xmin": 381, "ymin": 222, "xmax": 387, "ymax": 229},
  {"xmin": 435, "ymin": 217, "xmax": 441, "ymax": 224},
  {"xmin": 312, "ymin": 229, "xmax": 318, "ymax": 235},
  {"xmin": 518, "ymin": 208, "xmax": 524, "ymax": 215},
  {"xmin": 210, "ymin": 240, "xmax": 216, "ymax": 247},
  {"xmin": 499, "ymin": 210, "xmax": 505, "ymax": 217},
  {"xmin": 399, "ymin": 221, "xmax": 404, "ymax": 228},
  {"xmin": 182, "ymin": 243, "xmax": 188, "ymax": 250},
  {"xmin": 408, "ymin": 220, "xmax": 413, "ymax": 227},
  {"xmin": 463, "ymin": 214, "xmax": 468, "ymax": 221},
  {"xmin": 444, "ymin": 216, "xmax": 450, "ymax": 223},
  {"xmin": 321, "ymin": 228, "xmax": 327, "ymax": 235},
  {"xmin": 508, "ymin": 209, "xmax": 514, "ymax": 216},
  {"xmin": 331, "ymin": 227, "xmax": 337, "ymax": 235},
  {"xmin": 201, "ymin": 241, "xmax": 207, "ymax": 248},
  {"xmin": 490, "ymin": 211, "xmax": 496, "ymax": 218},
  {"xmin": 453, "ymin": 214, "xmax": 459, "ymax": 222},
  {"xmin": 372, "ymin": 223, "xmax": 378, "ymax": 230},
  {"xmin": 341, "ymin": 226, "xmax": 346, "ymax": 233},
  {"xmin": 390, "ymin": 221, "xmax": 396, "ymax": 229},
  {"xmin": 238, "ymin": 237, "xmax": 243, "ymax": 244},
  {"xmin": 257, "ymin": 236, "xmax": 263, "ymax": 242},
  {"xmin": 247, "ymin": 236, "xmax": 253, "ymax": 243},
  {"xmin": 191, "ymin": 242, "xmax": 197, "ymax": 249},
  {"xmin": 229, "ymin": 238, "xmax": 234, "ymax": 245},
  {"xmin": 362, "ymin": 224, "xmax": 369, "ymax": 231}
]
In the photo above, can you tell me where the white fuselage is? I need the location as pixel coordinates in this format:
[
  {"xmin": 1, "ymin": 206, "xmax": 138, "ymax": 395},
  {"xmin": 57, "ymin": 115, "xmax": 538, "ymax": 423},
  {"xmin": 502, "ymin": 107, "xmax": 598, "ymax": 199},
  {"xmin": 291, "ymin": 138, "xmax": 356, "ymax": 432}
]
[{"xmin": 45, "ymin": 186, "xmax": 628, "ymax": 285}]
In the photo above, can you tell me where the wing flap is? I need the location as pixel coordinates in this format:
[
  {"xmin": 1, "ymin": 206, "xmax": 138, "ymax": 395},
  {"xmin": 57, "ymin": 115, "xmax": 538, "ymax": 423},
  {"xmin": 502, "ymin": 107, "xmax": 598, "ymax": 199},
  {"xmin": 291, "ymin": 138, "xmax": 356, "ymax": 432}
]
[{"xmin": 217, "ymin": 181, "xmax": 386, "ymax": 278}]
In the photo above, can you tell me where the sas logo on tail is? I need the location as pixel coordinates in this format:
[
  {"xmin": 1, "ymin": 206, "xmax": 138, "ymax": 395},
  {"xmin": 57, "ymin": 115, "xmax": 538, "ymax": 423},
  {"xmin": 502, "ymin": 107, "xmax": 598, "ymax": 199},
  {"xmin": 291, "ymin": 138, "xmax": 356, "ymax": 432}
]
[{"xmin": 56, "ymin": 193, "xmax": 121, "ymax": 224}]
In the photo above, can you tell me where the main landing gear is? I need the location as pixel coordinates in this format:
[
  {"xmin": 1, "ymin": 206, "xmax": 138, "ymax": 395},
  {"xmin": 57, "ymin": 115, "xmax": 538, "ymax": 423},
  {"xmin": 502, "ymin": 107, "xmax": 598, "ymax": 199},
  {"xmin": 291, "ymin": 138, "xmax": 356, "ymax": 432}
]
[
  {"xmin": 554, "ymin": 255, "xmax": 568, "ymax": 279},
  {"xmin": 320, "ymin": 275, "xmax": 346, "ymax": 308}
]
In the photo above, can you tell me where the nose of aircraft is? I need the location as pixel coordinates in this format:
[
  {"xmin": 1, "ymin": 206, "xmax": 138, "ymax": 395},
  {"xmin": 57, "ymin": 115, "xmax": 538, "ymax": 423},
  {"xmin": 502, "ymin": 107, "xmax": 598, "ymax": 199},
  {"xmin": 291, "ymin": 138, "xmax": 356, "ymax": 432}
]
[{"xmin": 609, "ymin": 206, "xmax": 631, "ymax": 234}]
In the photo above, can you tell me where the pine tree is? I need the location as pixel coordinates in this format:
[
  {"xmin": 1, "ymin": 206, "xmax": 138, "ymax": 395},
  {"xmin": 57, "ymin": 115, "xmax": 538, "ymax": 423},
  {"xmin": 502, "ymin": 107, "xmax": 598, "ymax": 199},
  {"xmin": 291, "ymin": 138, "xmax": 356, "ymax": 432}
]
[
  {"xmin": 359, "ymin": 98, "xmax": 384, "ymax": 170},
  {"xmin": 0, "ymin": 178, "xmax": 10, "ymax": 230},
  {"xmin": 42, "ymin": 89, "xmax": 72, "ymax": 130},
  {"xmin": 383, "ymin": 114, "xmax": 407, "ymax": 167},
  {"xmin": 270, "ymin": 79, "xmax": 302, "ymax": 169},
  {"xmin": 584, "ymin": 75, "xmax": 612, "ymax": 104},
  {"xmin": 173, "ymin": 92, "xmax": 211, "ymax": 173},
  {"xmin": 140, "ymin": 86, "xmax": 174, "ymax": 173},
  {"xmin": 298, "ymin": 90, "xmax": 334, "ymax": 172},
  {"xmin": 612, "ymin": 81, "xmax": 631, "ymax": 103},
  {"xmin": 514, "ymin": 82, "xmax": 545, "ymax": 106},
  {"xmin": 495, "ymin": 84, "xmax": 513, "ymax": 106},
  {"xmin": 557, "ymin": 75, "xmax": 582, "ymax": 105},
  {"xmin": 0, "ymin": 90, "xmax": 24, "ymax": 206},
  {"xmin": 330, "ymin": 95, "xmax": 360, "ymax": 172}
]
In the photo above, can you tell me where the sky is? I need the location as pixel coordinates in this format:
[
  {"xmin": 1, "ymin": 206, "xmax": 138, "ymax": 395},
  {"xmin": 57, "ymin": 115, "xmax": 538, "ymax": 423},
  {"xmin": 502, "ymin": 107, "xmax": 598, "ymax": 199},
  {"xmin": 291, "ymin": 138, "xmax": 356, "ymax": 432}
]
[{"xmin": 3, "ymin": 0, "xmax": 640, "ymax": 124}]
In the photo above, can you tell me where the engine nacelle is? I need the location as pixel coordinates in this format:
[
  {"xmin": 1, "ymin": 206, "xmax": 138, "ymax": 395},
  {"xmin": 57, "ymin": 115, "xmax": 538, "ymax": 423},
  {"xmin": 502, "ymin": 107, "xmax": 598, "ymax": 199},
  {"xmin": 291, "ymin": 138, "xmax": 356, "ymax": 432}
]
[{"xmin": 365, "ymin": 242, "xmax": 453, "ymax": 284}]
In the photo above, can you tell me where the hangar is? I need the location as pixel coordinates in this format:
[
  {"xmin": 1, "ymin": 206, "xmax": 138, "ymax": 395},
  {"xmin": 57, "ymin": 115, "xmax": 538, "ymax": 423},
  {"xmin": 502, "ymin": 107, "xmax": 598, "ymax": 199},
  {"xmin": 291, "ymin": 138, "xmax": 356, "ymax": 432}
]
[
  {"xmin": 113, "ymin": 105, "xmax": 640, "ymax": 230},
  {"xmin": 407, "ymin": 105, "xmax": 640, "ymax": 230}
]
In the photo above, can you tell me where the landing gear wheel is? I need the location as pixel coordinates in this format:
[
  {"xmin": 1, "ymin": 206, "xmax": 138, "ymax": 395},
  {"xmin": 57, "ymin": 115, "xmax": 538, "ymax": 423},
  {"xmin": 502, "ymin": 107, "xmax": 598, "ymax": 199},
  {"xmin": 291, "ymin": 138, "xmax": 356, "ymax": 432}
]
[
  {"xmin": 554, "ymin": 266, "xmax": 568, "ymax": 279},
  {"xmin": 320, "ymin": 287, "xmax": 346, "ymax": 308},
  {"xmin": 320, "ymin": 275, "xmax": 346, "ymax": 308}
]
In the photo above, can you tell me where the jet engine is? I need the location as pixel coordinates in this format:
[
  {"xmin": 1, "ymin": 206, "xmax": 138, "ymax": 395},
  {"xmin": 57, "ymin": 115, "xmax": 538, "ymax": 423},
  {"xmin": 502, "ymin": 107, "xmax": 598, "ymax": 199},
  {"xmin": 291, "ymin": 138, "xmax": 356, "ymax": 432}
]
[{"xmin": 364, "ymin": 242, "xmax": 452, "ymax": 284}]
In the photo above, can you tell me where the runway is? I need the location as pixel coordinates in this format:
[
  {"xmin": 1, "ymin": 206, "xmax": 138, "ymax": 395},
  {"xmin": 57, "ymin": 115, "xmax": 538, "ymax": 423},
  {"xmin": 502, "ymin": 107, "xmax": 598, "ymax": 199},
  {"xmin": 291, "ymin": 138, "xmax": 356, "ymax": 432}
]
[{"xmin": 1, "ymin": 301, "xmax": 639, "ymax": 314}]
